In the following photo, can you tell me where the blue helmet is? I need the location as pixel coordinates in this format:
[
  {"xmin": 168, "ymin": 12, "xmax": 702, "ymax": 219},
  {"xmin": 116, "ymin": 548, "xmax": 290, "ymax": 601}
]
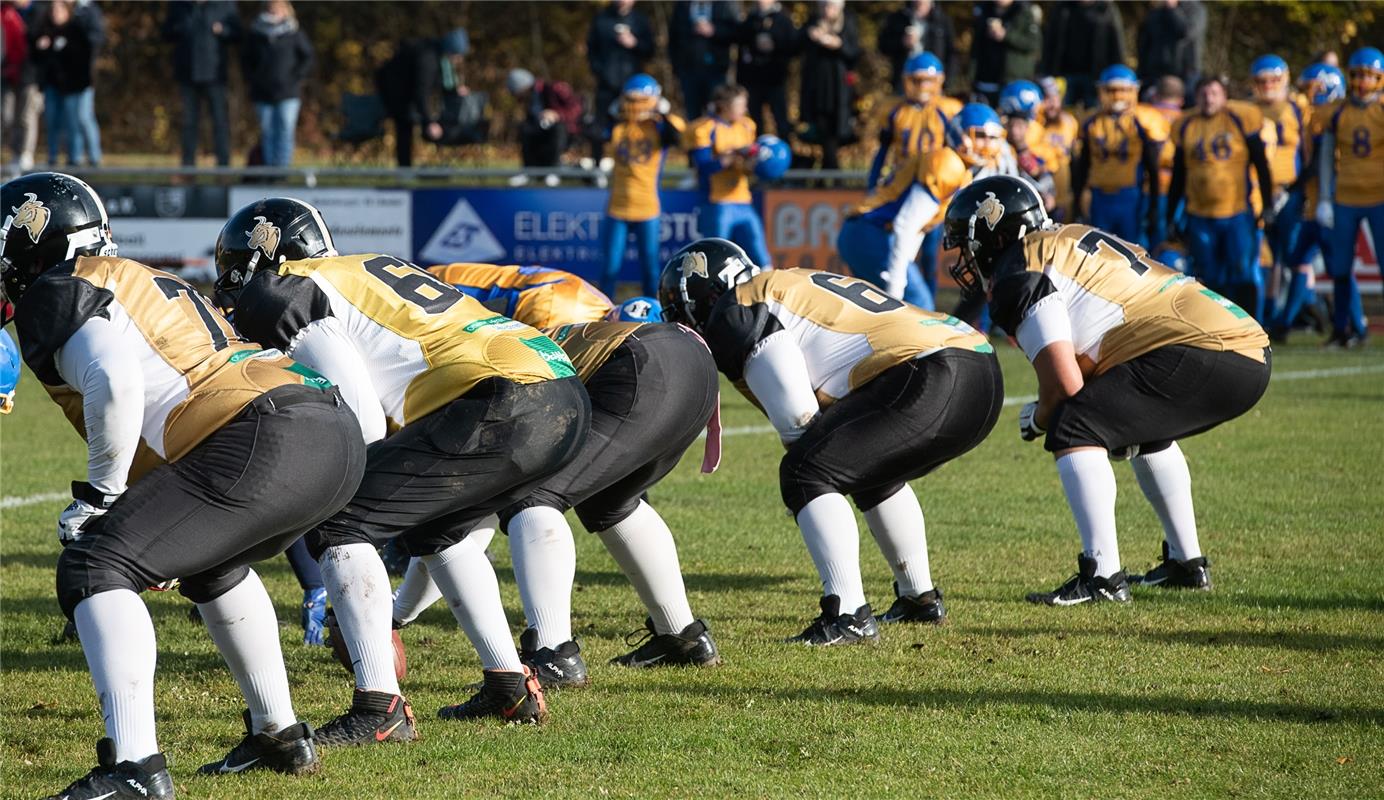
[
  {"xmin": 998, "ymin": 80, "xmax": 1043, "ymax": 120},
  {"xmin": 1299, "ymin": 63, "xmax": 1346, "ymax": 105},
  {"xmin": 753, "ymin": 135, "xmax": 792, "ymax": 180},
  {"xmin": 1097, "ymin": 64, "xmax": 1139, "ymax": 88},
  {"xmin": 622, "ymin": 73, "xmax": 662, "ymax": 98},
  {"xmin": 903, "ymin": 51, "xmax": 945, "ymax": 78},
  {"xmin": 1250, "ymin": 54, "xmax": 1289, "ymax": 78},
  {"xmin": 946, "ymin": 103, "xmax": 1004, "ymax": 165},
  {"xmin": 1347, "ymin": 46, "xmax": 1384, "ymax": 71},
  {"xmin": 609, "ymin": 296, "xmax": 664, "ymax": 323},
  {"xmin": 0, "ymin": 329, "xmax": 19, "ymax": 414},
  {"xmin": 1347, "ymin": 47, "xmax": 1384, "ymax": 99}
]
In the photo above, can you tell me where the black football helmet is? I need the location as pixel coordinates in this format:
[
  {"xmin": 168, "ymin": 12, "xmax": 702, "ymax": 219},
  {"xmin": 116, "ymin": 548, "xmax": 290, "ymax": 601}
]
[
  {"xmin": 942, "ymin": 175, "xmax": 1051, "ymax": 296},
  {"xmin": 658, "ymin": 237, "xmax": 761, "ymax": 330},
  {"xmin": 0, "ymin": 172, "xmax": 116, "ymax": 324},
  {"xmin": 214, "ymin": 197, "xmax": 336, "ymax": 307}
]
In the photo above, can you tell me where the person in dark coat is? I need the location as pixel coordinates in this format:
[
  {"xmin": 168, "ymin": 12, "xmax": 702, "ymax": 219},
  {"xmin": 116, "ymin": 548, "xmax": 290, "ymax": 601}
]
[
  {"xmin": 586, "ymin": 0, "xmax": 654, "ymax": 158},
  {"xmin": 668, "ymin": 0, "xmax": 738, "ymax": 120},
  {"xmin": 970, "ymin": 0, "xmax": 1042, "ymax": 105},
  {"xmin": 163, "ymin": 1, "xmax": 241, "ymax": 166},
  {"xmin": 797, "ymin": 0, "xmax": 859, "ymax": 170},
  {"xmin": 738, "ymin": 0, "xmax": 797, "ymax": 142},
  {"xmin": 1042, "ymin": 0, "xmax": 1126, "ymax": 108},
  {"xmin": 375, "ymin": 28, "xmax": 470, "ymax": 167},
  {"xmin": 1137, "ymin": 0, "xmax": 1204, "ymax": 99},
  {"xmin": 240, "ymin": 0, "xmax": 312, "ymax": 167},
  {"xmin": 30, "ymin": 0, "xmax": 103, "ymax": 166},
  {"xmin": 507, "ymin": 68, "xmax": 584, "ymax": 173},
  {"xmin": 878, "ymin": 0, "xmax": 956, "ymax": 93}
]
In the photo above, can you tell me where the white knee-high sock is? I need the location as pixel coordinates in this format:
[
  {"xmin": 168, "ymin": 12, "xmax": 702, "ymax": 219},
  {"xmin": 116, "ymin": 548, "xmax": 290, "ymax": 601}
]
[
  {"xmin": 74, "ymin": 589, "xmax": 159, "ymax": 762},
  {"xmin": 1056, "ymin": 450, "xmax": 1121, "ymax": 577},
  {"xmin": 319, "ymin": 543, "xmax": 400, "ymax": 695},
  {"xmin": 197, "ymin": 569, "xmax": 297, "ymax": 734},
  {"xmin": 1131, "ymin": 442, "xmax": 1201, "ymax": 560},
  {"xmin": 596, "ymin": 500, "xmax": 696, "ymax": 635},
  {"xmin": 392, "ymin": 558, "xmax": 444, "ymax": 627},
  {"xmin": 795, "ymin": 493, "xmax": 867, "ymax": 611},
  {"xmin": 507, "ymin": 506, "xmax": 575, "ymax": 649},
  {"xmin": 421, "ymin": 529, "xmax": 524, "ymax": 672},
  {"xmin": 861, "ymin": 485, "xmax": 934, "ymax": 596}
]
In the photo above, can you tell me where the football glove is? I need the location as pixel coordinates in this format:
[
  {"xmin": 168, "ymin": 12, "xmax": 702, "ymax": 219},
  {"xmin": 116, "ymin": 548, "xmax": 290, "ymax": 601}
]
[
  {"xmin": 57, "ymin": 481, "xmax": 118, "ymax": 545},
  {"xmin": 1018, "ymin": 401, "xmax": 1045, "ymax": 442},
  {"xmin": 1316, "ymin": 200, "xmax": 1334, "ymax": 229}
]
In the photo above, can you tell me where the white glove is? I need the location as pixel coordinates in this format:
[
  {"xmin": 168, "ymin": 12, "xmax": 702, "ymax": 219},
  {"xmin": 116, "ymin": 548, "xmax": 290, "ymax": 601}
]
[
  {"xmin": 57, "ymin": 482, "xmax": 117, "ymax": 545},
  {"xmin": 1018, "ymin": 401, "xmax": 1045, "ymax": 442},
  {"xmin": 1316, "ymin": 200, "xmax": 1334, "ymax": 229}
]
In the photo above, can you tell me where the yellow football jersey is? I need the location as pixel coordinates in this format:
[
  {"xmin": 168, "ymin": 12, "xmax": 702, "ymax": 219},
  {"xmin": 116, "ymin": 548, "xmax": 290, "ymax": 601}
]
[
  {"xmin": 1173, "ymin": 100, "xmax": 1265, "ymax": 219},
  {"xmin": 851, "ymin": 147, "xmax": 972, "ymax": 232},
  {"xmin": 1323, "ymin": 100, "xmax": 1384, "ymax": 206},
  {"xmin": 1148, "ymin": 104, "xmax": 1182, "ymax": 194},
  {"xmin": 427, "ymin": 263, "xmax": 614, "ymax": 329},
  {"xmin": 702, "ymin": 269, "xmax": 993, "ymax": 406},
  {"xmin": 16, "ymin": 256, "xmax": 328, "ymax": 479},
  {"xmin": 1080, "ymin": 105, "xmax": 1169, "ymax": 191},
  {"xmin": 1257, "ymin": 96, "xmax": 1308, "ymax": 188},
  {"xmin": 989, "ymin": 225, "xmax": 1269, "ymax": 375},
  {"xmin": 234, "ymin": 253, "xmax": 575, "ymax": 428},
  {"xmin": 608, "ymin": 113, "xmax": 684, "ymax": 221},
  {"xmin": 875, "ymin": 95, "xmax": 962, "ymax": 169},
  {"xmin": 687, "ymin": 115, "xmax": 756, "ymax": 204},
  {"xmin": 1039, "ymin": 108, "xmax": 1081, "ymax": 212},
  {"xmin": 543, "ymin": 320, "xmax": 644, "ymax": 382}
]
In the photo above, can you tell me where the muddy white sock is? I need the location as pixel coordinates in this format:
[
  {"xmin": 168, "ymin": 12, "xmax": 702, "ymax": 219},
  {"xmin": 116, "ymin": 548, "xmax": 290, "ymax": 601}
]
[
  {"xmin": 507, "ymin": 506, "xmax": 575, "ymax": 649},
  {"xmin": 319, "ymin": 543, "xmax": 400, "ymax": 695},
  {"xmin": 861, "ymin": 485, "xmax": 934, "ymax": 596},
  {"xmin": 74, "ymin": 589, "xmax": 160, "ymax": 762},
  {"xmin": 796, "ymin": 493, "xmax": 867, "ymax": 611},
  {"xmin": 421, "ymin": 529, "xmax": 524, "ymax": 672}
]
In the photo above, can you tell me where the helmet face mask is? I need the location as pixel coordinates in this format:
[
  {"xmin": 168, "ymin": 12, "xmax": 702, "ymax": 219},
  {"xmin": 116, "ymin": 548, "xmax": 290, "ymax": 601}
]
[
  {"xmin": 1348, "ymin": 66, "xmax": 1383, "ymax": 99},
  {"xmin": 1253, "ymin": 72, "xmax": 1288, "ymax": 102},
  {"xmin": 904, "ymin": 72, "xmax": 942, "ymax": 104},
  {"xmin": 1099, "ymin": 83, "xmax": 1138, "ymax": 113},
  {"xmin": 942, "ymin": 175, "xmax": 1051, "ymax": 299}
]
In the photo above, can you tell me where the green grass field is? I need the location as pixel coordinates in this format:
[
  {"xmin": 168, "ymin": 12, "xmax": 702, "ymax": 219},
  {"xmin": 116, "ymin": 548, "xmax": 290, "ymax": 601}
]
[{"xmin": 3, "ymin": 342, "xmax": 1383, "ymax": 799}]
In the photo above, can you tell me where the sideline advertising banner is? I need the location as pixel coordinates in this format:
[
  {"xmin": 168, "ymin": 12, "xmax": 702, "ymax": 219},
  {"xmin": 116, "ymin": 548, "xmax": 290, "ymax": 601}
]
[{"xmin": 228, "ymin": 187, "xmax": 412, "ymax": 260}]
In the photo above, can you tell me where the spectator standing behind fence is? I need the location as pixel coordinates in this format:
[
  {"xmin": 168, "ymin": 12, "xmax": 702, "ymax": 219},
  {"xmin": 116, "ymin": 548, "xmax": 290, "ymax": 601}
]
[
  {"xmin": 1137, "ymin": 0, "xmax": 1205, "ymax": 100},
  {"xmin": 738, "ymin": 0, "xmax": 796, "ymax": 143},
  {"xmin": 508, "ymin": 68, "xmax": 584, "ymax": 187},
  {"xmin": 2, "ymin": 0, "xmax": 32, "ymax": 172},
  {"xmin": 603, "ymin": 73, "xmax": 683, "ymax": 296},
  {"xmin": 1042, "ymin": 0, "xmax": 1125, "ymax": 109},
  {"xmin": 164, "ymin": 1, "xmax": 240, "ymax": 167},
  {"xmin": 687, "ymin": 83, "xmax": 771, "ymax": 267},
  {"xmin": 969, "ymin": 1, "xmax": 1042, "ymax": 105},
  {"xmin": 587, "ymin": 0, "xmax": 654, "ymax": 160},
  {"xmin": 879, "ymin": 1, "xmax": 956, "ymax": 94},
  {"xmin": 241, "ymin": 0, "xmax": 312, "ymax": 168},
  {"xmin": 375, "ymin": 29, "xmax": 470, "ymax": 168},
  {"xmin": 30, "ymin": 0, "xmax": 102, "ymax": 166},
  {"xmin": 5, "ymin": 0, "xmax": 42, "ymax": 172},
  {"xmin": 668, "ymin": 1, "xmax": 737, "ymax": 121},
  {"xmin": 798, "ymin": 0, "xmax": 859, "ymax": 171}
]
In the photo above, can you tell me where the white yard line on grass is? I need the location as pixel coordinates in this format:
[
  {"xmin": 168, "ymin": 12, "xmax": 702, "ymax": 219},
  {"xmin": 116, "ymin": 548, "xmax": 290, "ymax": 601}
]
[{"xmin": 2, "ymin": 364, "xmax": 1381, "ymax": 511}]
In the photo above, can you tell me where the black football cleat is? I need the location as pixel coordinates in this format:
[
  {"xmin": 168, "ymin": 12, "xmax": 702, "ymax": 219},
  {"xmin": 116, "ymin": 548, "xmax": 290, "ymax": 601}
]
[
  {"xmin": 1133, "ymin": 542, "xmax": 1212, "ymax": 590},
  {"xmin": 877, "ymin": 584, "xmax": 947, "ymax": 624},
  {"xmin": 314, "ymin": 689, "xmax": 417, "ymax": 747},
  {"xmin": 438, "ymin": 667, "xmax": 548, "ymax": 725},
  {"xmin": 198, "ymin": 710, "xmax": 319, "ymax": 775},
  {"xmin": 44, "ymin": 738, "xmax": 174, "ymax": 800},
  {"xmin": 519, "ymin": 628, "xmax": 591, "ymax": 689},
  {"xmin": 610, "ymin": 618, "xmax": 722, "ymax": 668},
  {"xmin": 786, "ymin": 595, "xmax": 880, "ymax": 646},
  {"xmin": 1027, "ymin": 554, "xmax": 1132, "ymax": 606}
]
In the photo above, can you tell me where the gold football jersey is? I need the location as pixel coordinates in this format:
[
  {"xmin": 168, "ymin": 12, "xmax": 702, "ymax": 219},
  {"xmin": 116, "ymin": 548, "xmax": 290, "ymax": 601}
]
[
  {"xmin": 707, "ymin": 269, "xmax": 993, "ymax": 405},
  {"xmin": 18, "ymin": 256, "xmax": 327, "ymax": 480},
  {"xmin": 427, "ymin": 263, "xmax": 614, "ymax": 329},
  {"xmin": 544, "ymin": 321, "xmax": 644, "ymax": 382},
  {"xmin": 235, "ymin": 253, "xmax": 575, "ymax": 428},
  {"xmin": 992, "ymin": 225, "xmax": 1269, "ymax": 374}
]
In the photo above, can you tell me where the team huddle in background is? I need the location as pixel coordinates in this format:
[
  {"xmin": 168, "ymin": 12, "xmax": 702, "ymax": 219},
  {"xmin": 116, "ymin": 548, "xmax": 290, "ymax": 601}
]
[{"xmin": 0, "ymin": 39, "xmax": 1379, "ymax": 800}]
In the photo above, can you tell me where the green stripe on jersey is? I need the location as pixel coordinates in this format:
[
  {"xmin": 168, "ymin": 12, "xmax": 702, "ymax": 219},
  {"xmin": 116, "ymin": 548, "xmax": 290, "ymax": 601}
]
[{"xmin": 521, "ymin": 336, "xmax": 577, "ymax": 379}]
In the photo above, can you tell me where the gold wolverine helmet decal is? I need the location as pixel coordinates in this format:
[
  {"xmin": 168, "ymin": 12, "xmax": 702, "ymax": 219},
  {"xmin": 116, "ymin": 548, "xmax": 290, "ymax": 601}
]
[
  {"xmin": 976, "ymin": 192, "xmax": 1005, "ymax": 231},
  {"xmin": 10, "ymin": 193, "xmax": 51, "ymax": 244},
  {"xmin": 680, "ymin": 250, "xmax": 709, "ymax": 279},
  {"xmin": 246, "ymin": 216, "xmax": 282, "ymax": 259}
]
